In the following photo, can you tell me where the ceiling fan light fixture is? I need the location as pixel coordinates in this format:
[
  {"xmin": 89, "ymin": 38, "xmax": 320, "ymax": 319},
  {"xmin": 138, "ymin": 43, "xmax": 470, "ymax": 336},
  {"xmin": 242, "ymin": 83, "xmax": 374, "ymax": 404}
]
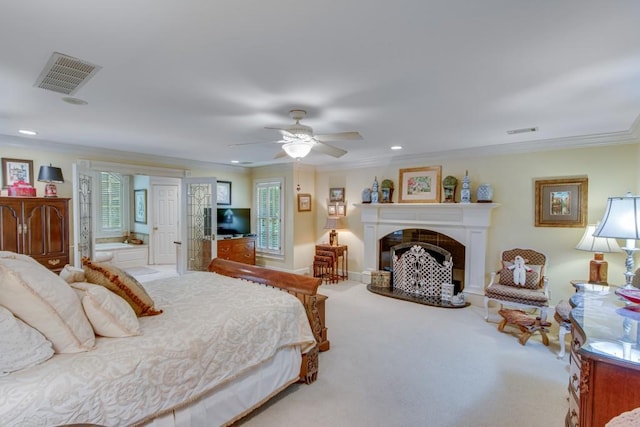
[{"xmin": 282, "ymin": 141, "xmax": 314, "ymax": 159}]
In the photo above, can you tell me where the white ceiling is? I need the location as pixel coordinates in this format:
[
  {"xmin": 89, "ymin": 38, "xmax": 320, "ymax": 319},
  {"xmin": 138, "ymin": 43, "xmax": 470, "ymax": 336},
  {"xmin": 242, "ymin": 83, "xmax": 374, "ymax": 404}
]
[{"xmin": 1, "ymin": 1, "xmax": 639, "ymax": 168}]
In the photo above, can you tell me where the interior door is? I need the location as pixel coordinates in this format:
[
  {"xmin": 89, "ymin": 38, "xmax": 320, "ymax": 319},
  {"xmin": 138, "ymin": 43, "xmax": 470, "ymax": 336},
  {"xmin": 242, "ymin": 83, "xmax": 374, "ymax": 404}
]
[
  {"xmin": 152, "ymin": 184, "xmax": 179, "ymax": 264},
  {"xmin": 180, "ymin": 178, "xmax": 217, "ymax": 274}
]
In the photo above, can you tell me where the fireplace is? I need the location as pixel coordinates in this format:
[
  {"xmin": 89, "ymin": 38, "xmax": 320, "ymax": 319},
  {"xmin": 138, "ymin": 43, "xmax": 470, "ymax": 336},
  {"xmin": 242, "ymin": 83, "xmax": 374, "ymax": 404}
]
[
  {"xmin": 357, "ymin": 203, "xmax": 499, "ymax": 296},
  {"xmin": 380, "ymin": 229, "xmax": 465, "ymax": 293}
]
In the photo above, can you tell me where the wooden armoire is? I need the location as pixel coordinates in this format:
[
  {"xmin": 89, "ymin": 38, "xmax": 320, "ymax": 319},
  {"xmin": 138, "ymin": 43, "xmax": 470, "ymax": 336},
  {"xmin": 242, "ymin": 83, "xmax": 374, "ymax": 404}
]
[{"xmin": 0, "ymin": 197, "xmax": 70, "ymax": 271}]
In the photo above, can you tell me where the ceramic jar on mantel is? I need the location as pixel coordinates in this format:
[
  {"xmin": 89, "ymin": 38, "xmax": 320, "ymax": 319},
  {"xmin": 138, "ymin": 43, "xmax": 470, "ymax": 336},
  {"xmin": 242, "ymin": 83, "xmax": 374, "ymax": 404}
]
[{"xmin": 476, "ymin": 183, "xmax": 494, "ymax": 203}]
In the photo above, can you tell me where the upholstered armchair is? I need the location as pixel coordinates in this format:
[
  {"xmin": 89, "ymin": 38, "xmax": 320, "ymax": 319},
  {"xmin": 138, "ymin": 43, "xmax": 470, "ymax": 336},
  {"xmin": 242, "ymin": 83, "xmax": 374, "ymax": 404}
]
[{"xmin": 484, "ymin": 248, "xmax": 550, "ymax": 321}]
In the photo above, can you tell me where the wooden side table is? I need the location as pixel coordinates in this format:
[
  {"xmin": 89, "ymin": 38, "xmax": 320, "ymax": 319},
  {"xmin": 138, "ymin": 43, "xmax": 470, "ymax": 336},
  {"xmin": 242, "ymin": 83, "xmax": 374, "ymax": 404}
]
[{"xmin": 315, "ymin": 244, "xmax": 348, "ymax": 281}]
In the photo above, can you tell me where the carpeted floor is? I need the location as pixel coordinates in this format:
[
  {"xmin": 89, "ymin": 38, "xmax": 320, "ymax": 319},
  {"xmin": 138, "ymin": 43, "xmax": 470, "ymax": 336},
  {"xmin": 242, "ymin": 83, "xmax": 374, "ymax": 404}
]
[
  {"xmin": 124, "ymin": 266, "xmax": 159, "ymax": 276},
  {"xmin": 238, "ymin": 280, "xmax": 569, "ymax": 427}
]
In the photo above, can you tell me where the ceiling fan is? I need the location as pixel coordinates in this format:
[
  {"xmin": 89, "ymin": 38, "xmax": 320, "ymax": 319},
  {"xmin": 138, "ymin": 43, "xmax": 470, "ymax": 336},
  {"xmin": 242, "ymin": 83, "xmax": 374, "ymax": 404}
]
[{"xmin": 231, "ymin": 109, "xmax": 363, "ymax": 159}]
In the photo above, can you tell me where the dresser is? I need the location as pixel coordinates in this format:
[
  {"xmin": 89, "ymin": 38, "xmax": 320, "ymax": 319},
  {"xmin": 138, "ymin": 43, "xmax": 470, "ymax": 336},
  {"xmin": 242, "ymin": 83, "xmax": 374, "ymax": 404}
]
[
  {"xmin": 567, "ymin": 287, "xmax": 640, "ymax": 426},
  {"xmin": 0, "ymin": 197, "xmax": 70, "ymax": 271},
  {"xmin": 202, "ymin": 236, "xmax": 256, "ymax": 268}
]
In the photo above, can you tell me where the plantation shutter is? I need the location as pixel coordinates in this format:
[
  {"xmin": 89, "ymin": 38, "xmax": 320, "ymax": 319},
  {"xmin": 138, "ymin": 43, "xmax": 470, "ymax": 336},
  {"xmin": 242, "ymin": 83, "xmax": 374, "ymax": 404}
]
[
  {"xmin": 255, "ymin": 180, "xmax": 283, "ymax": 255},
  {"xmin": 100, "ymin": 172, "xmax": 122, "ymax": 233}
]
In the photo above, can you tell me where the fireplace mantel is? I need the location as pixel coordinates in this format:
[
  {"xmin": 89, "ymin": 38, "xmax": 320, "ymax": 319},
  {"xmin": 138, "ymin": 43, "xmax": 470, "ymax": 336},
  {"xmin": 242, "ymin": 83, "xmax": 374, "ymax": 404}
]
[{"xmin": 355, "ymin": 203, "xmax": 499, "ymax": 296}]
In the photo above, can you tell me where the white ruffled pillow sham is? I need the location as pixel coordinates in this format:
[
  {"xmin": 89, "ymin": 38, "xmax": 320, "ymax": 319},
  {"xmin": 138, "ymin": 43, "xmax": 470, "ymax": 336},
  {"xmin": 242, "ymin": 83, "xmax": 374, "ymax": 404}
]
[
  {"xmin": 71, "ymin": 282, "xmax": 141, "ymax": 337},
  {"xmin": 0, "ymin": 255, "xmax": 95, "ymax": 353},
  {"xmin": 0, "ymin": 305, "xmax": 54, "ymax": 376}
]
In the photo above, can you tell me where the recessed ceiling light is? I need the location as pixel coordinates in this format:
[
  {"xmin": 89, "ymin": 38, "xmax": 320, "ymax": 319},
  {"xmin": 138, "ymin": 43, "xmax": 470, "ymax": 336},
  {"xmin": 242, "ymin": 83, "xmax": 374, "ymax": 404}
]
[
  {"xmin": 506, "ymin": 127, "xmax": 538, "ymax": 135},
  {"xmin": 391, "ymin": 145, "xmax": 403, "ymax": 150},
  {"xmin": 18, "ymin": 129, "xmax": 38, "ymax": 136},
  {"xmin": 62, "ymin": 97, "xmax": 88, "ymax": 105}
]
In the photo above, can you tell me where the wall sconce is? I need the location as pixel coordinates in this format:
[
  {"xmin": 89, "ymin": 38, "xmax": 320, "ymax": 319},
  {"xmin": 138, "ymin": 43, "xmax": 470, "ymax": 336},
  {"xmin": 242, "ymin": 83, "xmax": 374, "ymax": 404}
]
[{"xmin": 37, "ymin": 164, "xmax": 64, "ymax": 197}]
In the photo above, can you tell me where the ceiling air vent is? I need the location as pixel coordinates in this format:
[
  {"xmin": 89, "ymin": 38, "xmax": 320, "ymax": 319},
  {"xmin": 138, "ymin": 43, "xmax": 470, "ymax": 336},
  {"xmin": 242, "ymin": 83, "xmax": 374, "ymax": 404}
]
[{"xmin": 34, "ymin": 52, "xmax": 101, "ymax": 95}]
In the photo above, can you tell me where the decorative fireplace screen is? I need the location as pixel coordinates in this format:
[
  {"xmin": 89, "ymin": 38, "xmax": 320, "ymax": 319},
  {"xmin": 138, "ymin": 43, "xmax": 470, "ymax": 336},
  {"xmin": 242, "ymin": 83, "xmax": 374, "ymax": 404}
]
[{"xmin": 391, "ymin": 242, "xmax": 453, "ymax": 298}]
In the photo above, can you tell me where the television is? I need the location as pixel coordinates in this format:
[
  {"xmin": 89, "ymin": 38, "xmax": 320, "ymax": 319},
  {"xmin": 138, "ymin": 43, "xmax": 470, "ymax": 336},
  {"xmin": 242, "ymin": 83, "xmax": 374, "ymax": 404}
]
[{"xmin": 216, "ymin": 208, "xmax": 251, "ymax": 236}]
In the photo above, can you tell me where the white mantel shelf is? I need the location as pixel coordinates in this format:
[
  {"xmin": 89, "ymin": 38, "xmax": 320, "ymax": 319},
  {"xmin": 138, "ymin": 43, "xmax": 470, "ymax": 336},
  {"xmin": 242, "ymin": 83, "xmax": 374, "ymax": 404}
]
[{"xmin": 354, "ymin": 202, "xmax": 500, "ymax": 296}]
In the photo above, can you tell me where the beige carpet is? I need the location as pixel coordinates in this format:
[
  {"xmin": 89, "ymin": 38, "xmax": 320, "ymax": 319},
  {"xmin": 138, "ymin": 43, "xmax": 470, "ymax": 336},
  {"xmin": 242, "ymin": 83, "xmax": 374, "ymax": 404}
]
[{"xmin": 239, "ymin": 280, "xmax": 569, "ymax": 427}]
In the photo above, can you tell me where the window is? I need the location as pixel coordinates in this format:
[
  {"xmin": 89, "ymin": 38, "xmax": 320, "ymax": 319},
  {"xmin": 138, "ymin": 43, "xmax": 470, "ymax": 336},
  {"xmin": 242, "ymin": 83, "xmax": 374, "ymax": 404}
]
[
  {"xmin": 255, "ymin": 178, "xmax": 283, "ymax": 256},
  {"xmin": 97, "ymin": 172, "xmax": 125, "ymax": 236}
]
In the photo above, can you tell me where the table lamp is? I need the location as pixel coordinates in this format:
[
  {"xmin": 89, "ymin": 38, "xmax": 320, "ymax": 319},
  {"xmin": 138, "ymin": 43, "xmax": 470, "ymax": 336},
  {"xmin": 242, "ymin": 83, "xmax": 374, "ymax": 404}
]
[
  {"xmin": 324, "ymin": 216, "xmax": 345, "ymax": 246},
  {"xmin": 575, "ymin": 223, "xmax": 622, "ymax": 284},
  {"xmin": 37, "ymin": 164, "xmax": 64, "ymax": 197},
  {"xmin": 593, "ymin": 193, "xmax": 640, "ymax": 289}
]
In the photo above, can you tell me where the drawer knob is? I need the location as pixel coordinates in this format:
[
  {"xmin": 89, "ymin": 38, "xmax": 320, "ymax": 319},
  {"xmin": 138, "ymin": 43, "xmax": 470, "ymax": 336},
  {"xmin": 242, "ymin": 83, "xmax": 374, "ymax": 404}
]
[{"xmin": 48, "ymin": 259, "xmax": 61, "ymax": 266}]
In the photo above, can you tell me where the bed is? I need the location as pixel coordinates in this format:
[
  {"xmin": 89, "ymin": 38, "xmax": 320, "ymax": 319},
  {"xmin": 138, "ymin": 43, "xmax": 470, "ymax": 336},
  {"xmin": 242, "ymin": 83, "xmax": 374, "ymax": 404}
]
[{"xmin": 0, "ymin": 255, "xmax": 323, "ymax": 427}]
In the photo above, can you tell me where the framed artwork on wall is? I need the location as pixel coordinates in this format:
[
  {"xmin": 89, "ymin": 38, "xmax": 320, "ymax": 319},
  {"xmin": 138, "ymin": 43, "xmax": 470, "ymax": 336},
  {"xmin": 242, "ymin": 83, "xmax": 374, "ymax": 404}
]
[
  {"xmin": 134, "ymin": 189, "xmax": 147, "ymax": 224},
  {"xmin": 398, "ymin": 166, "xmax": 442, "ymax": 203},
  {"xmin": 2, "ymin": 158, "xmax": 34, "ymax": 188},
  {"xmin": 217, "ymin": 181, "xmax": 231, "ymax": 205},
  {"xmin": 298, "ymin": 193, "xmax": 311, "ymax": 212},
  {"xmin": 534, "ymin": 176, "xmax": 588, "ymax": 227},
  {"xmin": 329, "ymin": 187, "xmax": 344, "ymax": 202}
]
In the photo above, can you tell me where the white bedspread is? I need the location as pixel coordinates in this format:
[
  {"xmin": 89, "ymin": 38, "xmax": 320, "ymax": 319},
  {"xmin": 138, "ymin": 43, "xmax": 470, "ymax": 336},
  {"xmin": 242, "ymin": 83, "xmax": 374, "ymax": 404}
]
[{"xmin": 0, "ymin": 272, "xmax": 316, "ymax": 427}]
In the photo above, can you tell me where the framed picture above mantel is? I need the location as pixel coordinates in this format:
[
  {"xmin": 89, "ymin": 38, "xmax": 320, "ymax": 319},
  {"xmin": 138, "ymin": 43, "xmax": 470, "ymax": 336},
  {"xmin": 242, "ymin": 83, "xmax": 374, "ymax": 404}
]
[
  {"xmin": 534, "ymin": 176, "xmax": 587, "ymax": 227},
  {"xmin": 398, "ymin": 166, "xmax": 442, "ymax": 203}
]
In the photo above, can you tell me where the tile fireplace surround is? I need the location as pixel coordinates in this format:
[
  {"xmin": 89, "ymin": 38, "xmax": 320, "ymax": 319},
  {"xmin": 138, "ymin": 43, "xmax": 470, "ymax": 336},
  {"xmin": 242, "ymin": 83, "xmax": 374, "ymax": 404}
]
[{"xmin": 356, "ymin": 203, "xmax": 499, "ymax": 296}]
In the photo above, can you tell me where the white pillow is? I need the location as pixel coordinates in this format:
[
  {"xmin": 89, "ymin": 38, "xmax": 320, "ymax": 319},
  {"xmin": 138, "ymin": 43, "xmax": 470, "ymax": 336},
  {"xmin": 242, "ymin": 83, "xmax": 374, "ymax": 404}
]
[
  {"xmin": 0, "ymin": 257, "xmax": 95, "ymax": 353},
  {"xmin": 0, "ymin": 305, "xmax": 54, "ymax": 376},
  {"xmin": 71, "ymin": 282, "xmax": 141, "ymax": 337},
  {"xmin": 59, "ymin": 264, "xmax": 86, "ymax": 284}
]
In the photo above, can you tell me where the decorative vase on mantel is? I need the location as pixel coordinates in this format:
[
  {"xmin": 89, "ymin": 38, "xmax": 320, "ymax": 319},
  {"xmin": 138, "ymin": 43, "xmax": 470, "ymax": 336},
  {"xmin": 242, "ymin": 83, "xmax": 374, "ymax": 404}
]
[{"xmin": 477, "ymin": 183, "xmax": 494, "ymax": 203}]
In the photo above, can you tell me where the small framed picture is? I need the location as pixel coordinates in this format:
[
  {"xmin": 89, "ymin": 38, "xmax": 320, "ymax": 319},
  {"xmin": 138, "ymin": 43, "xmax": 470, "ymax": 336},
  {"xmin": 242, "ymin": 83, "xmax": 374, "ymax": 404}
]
[
  {"xmin": 337, "ymin": 204, "xmax": 346, "ymax": 216},
  {"xmin": 2, "ymin": 158, "xmax": 34, "ymax": 188},
  {"xmin": 328, "ymin": 205, "xmax": 337, "ymax": 215},
  {"xmin": 535, "ymin": 177, "xmax": 587, "ymax": 227},
  {"xmin": 329, "ymin": 187, "xmax": 345, "ymax": 202},
  {"xmin": 217, "ymin": 181, "xmax": 232, "ymax": 205},
  {"xmin": 298, "ymin": 193, "xmax": 311, "ymax": 212},
  {"xmin": 134, "ymin": 189, "xmax": 147, "ymax": 224}
]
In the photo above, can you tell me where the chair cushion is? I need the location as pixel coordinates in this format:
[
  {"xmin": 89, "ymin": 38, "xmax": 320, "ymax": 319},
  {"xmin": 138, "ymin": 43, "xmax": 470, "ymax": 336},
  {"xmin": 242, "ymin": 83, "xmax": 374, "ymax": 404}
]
[
  {"xmin": 500, "ymin": 262, "xmax": 543, "ymax": 289},
  {"xmin": 485, "ymin": 283, "xmax": 548, "ymax": 306}
]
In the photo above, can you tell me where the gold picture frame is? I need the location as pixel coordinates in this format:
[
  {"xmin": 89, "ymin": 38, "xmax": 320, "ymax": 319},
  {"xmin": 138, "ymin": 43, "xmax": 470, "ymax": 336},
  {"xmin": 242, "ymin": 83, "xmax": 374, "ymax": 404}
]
[
  {"xmin": 535, "ymin": 177, "xmax": 588, "ymax": 227},
  {"xmin": 298, "ymin": 193, "xmax": 311, "ymax": 212},
  {"xmin": 398, "ymin": 166, "xmax": 442, "ymax": 203},
  {"xmin": 329, "ymin": 187, "xmax": 344, "ymax": 202}
]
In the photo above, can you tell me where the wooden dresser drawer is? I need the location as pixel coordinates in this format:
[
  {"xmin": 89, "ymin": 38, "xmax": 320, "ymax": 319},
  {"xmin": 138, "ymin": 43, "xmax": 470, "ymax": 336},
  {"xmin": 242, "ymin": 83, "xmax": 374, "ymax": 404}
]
[{"xmin": 35, "ymin": 255, "xmax": 68, "ymax": 272}]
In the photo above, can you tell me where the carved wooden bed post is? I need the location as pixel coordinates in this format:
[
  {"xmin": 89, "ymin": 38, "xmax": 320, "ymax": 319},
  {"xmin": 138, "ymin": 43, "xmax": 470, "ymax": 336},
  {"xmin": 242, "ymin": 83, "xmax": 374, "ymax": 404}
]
[{"xmin": 208, "ymin": 258, "xmax": 323, "ymax": 384}]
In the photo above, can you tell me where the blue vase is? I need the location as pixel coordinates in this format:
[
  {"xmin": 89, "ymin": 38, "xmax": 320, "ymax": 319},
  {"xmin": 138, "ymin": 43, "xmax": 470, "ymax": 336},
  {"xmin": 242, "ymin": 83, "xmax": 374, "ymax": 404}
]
[{"xmin": 477, "ymin": 184, "xmax": 493, "ymax": 202}]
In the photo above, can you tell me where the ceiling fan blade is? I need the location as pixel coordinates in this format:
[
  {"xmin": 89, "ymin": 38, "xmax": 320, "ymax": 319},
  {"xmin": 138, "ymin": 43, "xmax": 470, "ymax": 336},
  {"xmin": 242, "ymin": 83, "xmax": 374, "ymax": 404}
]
[
  {"xmin": 314, "ymin": 131, "xmax": 363, "ymax": 142},
  {"xmin": 228, "ymin": 140, "xmax": 285, "ymax": 147},
  {"xmin": 312, "ymin": 141, "xmax": 348, "ymax": 158},
  {"xmin": 265, "ymin": 127, "xmax": 296, "ymax": 138},
  {"xmin": 274, "ymin": 149, "xmax": 289, "ymax": 159}
]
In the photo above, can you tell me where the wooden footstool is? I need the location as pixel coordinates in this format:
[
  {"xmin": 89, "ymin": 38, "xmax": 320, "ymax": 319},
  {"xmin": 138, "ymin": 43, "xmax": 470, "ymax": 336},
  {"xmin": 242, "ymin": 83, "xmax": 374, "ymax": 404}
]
[{"xmin": 498, "ymin": 308, "xmax": 552, "ymax": 346}]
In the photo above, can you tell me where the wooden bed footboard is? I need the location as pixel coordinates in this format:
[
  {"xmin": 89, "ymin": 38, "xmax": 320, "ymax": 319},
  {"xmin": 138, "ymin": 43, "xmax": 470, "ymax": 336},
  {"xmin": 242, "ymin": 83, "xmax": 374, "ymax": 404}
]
[{"xmin": 208, "ymin": 258, "xmax": 324, "ymax": 384}]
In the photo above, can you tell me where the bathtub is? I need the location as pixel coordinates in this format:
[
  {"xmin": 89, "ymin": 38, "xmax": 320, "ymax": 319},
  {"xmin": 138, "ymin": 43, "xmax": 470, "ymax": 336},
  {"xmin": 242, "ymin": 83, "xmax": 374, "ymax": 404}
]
[{"xmin": 95, "ymin": 242, "xmax": 149, "ymax": 269}]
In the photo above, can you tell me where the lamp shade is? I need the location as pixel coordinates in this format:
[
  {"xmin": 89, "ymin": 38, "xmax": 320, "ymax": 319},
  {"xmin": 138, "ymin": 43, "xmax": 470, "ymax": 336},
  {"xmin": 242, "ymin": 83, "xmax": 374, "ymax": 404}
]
[
  {"xmin": 282, "ymin": 141, "xmax": 313, "ymax": 159},
  {"xmin": 593, "ymin": 193, "xmax": 640, "ymax": 240},
  {"xmin": 324, "ymin": 216, "xmax": 345, "ymax": 230},
  {"xmin": 575, "ymin": 224, "xmax": 622, "ymax": 253},
  {"xmin": 37, "ymin": 165, "xmax": 64, "ymax": 183}
]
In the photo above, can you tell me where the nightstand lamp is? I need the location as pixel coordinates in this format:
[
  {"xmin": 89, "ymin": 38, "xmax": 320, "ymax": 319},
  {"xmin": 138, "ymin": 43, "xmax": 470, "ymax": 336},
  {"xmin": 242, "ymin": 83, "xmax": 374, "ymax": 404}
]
[
  {"xmin": 324, "ymin": 216, "xmax": 345, "ymax": 246},
  {"xmin": 575, "ymin": 223, "xmax": 622, "ymax": 284},
  {"xmin": 37, "ymin": 164, "xmax": 64, "ymax": 197},
  {"xmin": 593, "ymin": 193, "xmax": 640, "ymax": 289}
]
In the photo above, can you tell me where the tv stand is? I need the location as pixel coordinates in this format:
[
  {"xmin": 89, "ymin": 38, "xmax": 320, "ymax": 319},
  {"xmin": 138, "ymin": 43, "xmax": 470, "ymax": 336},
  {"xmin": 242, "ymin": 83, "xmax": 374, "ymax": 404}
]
[{"xmin": 202, "ymin": 236, "xmax": 256, "ymax": 267}]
